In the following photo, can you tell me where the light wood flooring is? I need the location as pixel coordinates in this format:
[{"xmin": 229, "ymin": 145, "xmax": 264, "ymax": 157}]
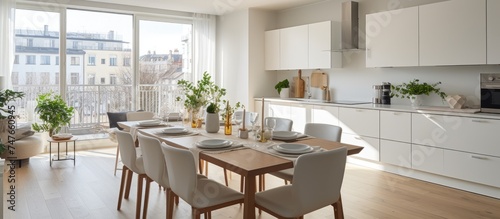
[{"xmin": 3, "ymin": 148, "xmax": 500, "ymax": 219}]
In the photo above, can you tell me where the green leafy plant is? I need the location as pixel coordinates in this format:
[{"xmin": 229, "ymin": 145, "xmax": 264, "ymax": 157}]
[
  {"xmin": 274, "ymin": 79, "xmax": 290, "ymax": 95},
  {"xmin": 221, "ymin": 100, "xmax": 243, "ymax": 119},
  {"xmin": 391, "ymin": 79, "xmax": 446, "ymax": 100},
  {"xmin": 176, "ymin": 72, "xmax": 226, "ymax": 113},
  {"xmin": 32, "ymin": 92, "xmax": 75, "ymax": 136},
  {"xmin": 0, "ymin": 89, "xmax": 25, "ymax": 154},
  {"xmin": 206, "ymin": 102, "xmax": 217, "ymax": 113}
]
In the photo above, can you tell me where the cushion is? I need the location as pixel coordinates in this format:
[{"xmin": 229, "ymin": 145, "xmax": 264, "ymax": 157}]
[
  {"xmin": 107, "ymin": 112, "xmax": 128, "ymax": 130},
  {"xmin": 15, "ymin": 128, "xmax": 35, "ymax": 140}
]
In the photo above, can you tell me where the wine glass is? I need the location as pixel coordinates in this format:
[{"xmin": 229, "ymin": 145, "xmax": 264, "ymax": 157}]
[
  {"xmin": 160, "ymin": 105, "xmax": 171, "ymax": 125},
  {"xmin": 265, "ymin": 118, "xmax": 276, "ymax": 141},
  {"xmin": 233, "ymin": 111, "xmax": 243, "ymax": 129}
]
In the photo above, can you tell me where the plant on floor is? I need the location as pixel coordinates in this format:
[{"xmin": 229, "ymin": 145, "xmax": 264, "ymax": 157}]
[
  {"xmin": 0, "ymin": 89, "xmax": 25, "ymax": 154},
  {"xmin": 391, "ymin": 79, "xmax": 447, "ymax": 100},
  {"xmin": 32, "ymin": 92, "xmax": 75, "ymax": 137}
]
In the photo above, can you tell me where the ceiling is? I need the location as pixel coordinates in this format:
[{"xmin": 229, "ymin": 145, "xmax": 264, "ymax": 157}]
[{"xmin": 82, "ymin": 0, "xmax": 327, "ymax": 15}]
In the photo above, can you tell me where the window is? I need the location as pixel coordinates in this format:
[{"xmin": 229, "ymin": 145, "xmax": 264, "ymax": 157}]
[
  {"xmin": 88, "ymin": 55, "xmax": 96, "ymax": 66},
  {"xmin": 101, "ymin": 58, "xmax": 106, "ymax": 64},
  {"xmin": 88, "ymin": 74, "xmax": 95, "ymax": 85},
  {"xmin": 55, "ymin": 72, "xmax": 60, "ymax": 84},
  {"xmin": 70, "ymin": 57, "xmax": 80, "ymax": 65},
  {"xmin": 110, "ymin": 55, "xmax": 117, "ymax": 66},
  {"xmin": 41, "ymin": 72, "xmax": 50, "ymax": 84},
  {"xmin": 72, "ymin": 41, "xmax": 79, "ymax": 49},
  {"xmin": 110, "ymin": 74, "xmax": 117, "ymax": 84},
  {"xmin": 100, "ymin": 77, "xmax": 105, "ymax": 84},
  {"xmin": 71, "ymin": 73, "xmax": 79, "ymax": 84},
  {"xmin": 14, "ymin": 55, "xmax": 19, "ymax": 64},
  {"xmin": 123, "ymin": 57, "xmax": 131, "ymax": 66},
  {"xmin": 26, "ymin": 55, "xmax": 36, "ymax": 64},
  {"xmin": 11, "ymin": 72, "xmax": 18, "ymax": 85},
  {"xmin": 56, "ymin": 56, "xmax": 59, "ymax": 65},
  {"xmin": 27, "ymin": 38, "xmax": 33, "ymax": 47},
  {"xmin": 41, "ymin": 55, "xmax": 51, "ymax": 65},
  {"xmin": 26, "ymin": 72, "xmax": 36, "ymax": 85}
]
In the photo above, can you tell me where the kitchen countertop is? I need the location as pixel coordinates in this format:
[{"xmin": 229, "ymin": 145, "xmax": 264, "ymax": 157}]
[{"xmin": 256, "ymin": 97, "xmax": 500, "ymax": 120}]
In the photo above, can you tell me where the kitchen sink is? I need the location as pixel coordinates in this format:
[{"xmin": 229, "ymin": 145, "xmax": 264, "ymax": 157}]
[{"xmin": 288, "ymin": 98, "xmax": 371, "ymax": 105}]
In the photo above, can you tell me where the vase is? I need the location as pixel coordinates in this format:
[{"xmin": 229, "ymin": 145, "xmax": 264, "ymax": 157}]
[
  {"xmin": 224, "ymin": 113, "xmax": 232, "ymax": 135},
  {"xmin": 280, "ymin": 88, "xmax": 290, "ymax": 99},
  {"xmin": 189, "ymin": 108, "xmax": 203, "ymax": 128},
  {"xmin": 205, "ymin": 113, "xmax": 220, "ymax": 133},
  {"xmin": 410, "ymin": 95, "xmax": 423, "ymax": 107}
]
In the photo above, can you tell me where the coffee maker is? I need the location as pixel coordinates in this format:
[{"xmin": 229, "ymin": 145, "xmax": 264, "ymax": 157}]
[{"xmin": 373, "ymin": 82, "xmax": 391, "ymax": 104}]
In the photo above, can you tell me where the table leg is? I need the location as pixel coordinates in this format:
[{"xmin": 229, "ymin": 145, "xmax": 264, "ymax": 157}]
[
  {"xmin": 49, "ymin": 142, "xmax": 52, "ymax": 167},
  {"xmin": 73, "ymin": 140, "xmax": 76, "ymax": 166},
  {"xmin": 57, "ymin": 142, "xmax": 60, "ymax": 160},
  {"xmin": 243, "ymin": 173, "xmax": 256, "ymax": 218}
]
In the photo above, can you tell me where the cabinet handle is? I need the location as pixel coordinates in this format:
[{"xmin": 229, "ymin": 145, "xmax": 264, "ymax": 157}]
[
  {"xmin": 393, "ymin": 112, "xmax": 400, "ymax": 115},
  {"xmin": 355, "ymin": 109, "xmax": 363, "ymax": 112},
  {"xmin": 470, "ymin": 155, "xmax": 488, "ymax": 160},
  {"xmin": 471, "ymin": 119, "xmax": 488, "ymax": 123}
]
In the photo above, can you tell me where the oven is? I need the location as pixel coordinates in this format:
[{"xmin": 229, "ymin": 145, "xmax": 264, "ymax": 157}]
[{"xmin": 480, "ymin": 73, "xmax": 500, "ymax": 113}]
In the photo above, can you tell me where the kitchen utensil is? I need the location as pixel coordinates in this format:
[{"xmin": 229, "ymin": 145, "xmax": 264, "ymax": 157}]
[{"xmin": 294, "ymin": 70, "xmax": 305, "ymax": 98}]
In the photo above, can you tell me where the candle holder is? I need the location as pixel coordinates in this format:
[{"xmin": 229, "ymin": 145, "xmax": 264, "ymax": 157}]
[{"xmin": 238, "ymin": 128, "xmax": 249, "ymax": 139}]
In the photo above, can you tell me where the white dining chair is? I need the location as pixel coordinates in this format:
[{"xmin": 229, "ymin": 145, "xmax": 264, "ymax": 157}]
[
  {"xmin": 255, "ymin": 147, "xmax": 347, "ymax": 218},
  {"xmin": 114, "ymin": 111, "xmax": 155, "ymax": 176},
  {"xmin": 160, "ymin": 142, "xmax": 244, "ymax": 219},
  {"xmin": 265, "ymin": 117, "xmax": 293, "ymax": 131},
  {"xmin": 270, "ymin": 123, "xmax": 343, "ymax": 183},
  {"xmin": 115, "ymin": 130, "xmax": 146, "ymax": 219}
]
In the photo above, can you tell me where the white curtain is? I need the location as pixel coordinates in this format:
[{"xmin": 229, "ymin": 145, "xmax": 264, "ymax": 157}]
[
  {"xmin": 192, "ymin": 13, "xmax": 216, "ymax": 83},
  {"xmin": 0, "ymin": 0, "xmax": 15, "ymax": 90}
]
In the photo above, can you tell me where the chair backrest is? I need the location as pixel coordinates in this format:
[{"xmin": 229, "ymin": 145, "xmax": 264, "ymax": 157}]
[
  {"xmin": 160, "ymin": 142, "xmax": 197, "ymax": 203},
  {"xmin": 107, "ymin": 112, "xmax": 127, "ymax": 129},
  {"xmin": 265, "ymin": 117, "xmax": 293, "ymax": 131},
  {"xmin": 127, "ymin": 111, "xmax": 154, "ymax": 121},
  {"xmin": 137, "ymin": 133, "xmax": 169, "ymax": 187},
  {"xmin": 292, "ymin": 147, "xmax": 347, "ymax": 215},
  {"xmin": 115, "ymin": 130, "xmax": 143, "ymax": 173},
  {"xmin": 304, "ymin": 123, "xmax": 342, "ymax": 142}
]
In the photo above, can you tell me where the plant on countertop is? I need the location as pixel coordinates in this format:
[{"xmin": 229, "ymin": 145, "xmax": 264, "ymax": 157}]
[
  {"xmin": 32, "ymin": 92, "xmax": 75, "ymax": 137},
  {"xmin": 274, "ymin": 79, "xmax": 290, "ymax": 95},
  {"xmin": 391, "ymin": 79, "xmax": 447, "ymax": 100},
  {"xmin": 0, "ymin": 89, "xmax": 25, "ymax": 154}
]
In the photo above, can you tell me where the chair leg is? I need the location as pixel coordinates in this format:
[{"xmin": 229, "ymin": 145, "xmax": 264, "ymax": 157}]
[
  {"xmin": 114, "ymin": 144, "xmax": 120, "ymax": 176},
  {"xmin": 117, "ymin": 166, "xmax": 127, "ymax": 210},
  {"xmin": 332, "ymin": 195, "xmax": 344, "ymax": 219},
  {"xmin": 240, "ymin": 175, "xmax": 244, "ymax": 193},
  {"xmin": 204, "ymin": 160, "xmax": 209, "ymax": 176},
  {"xmin": 175, "ymin": 195, "xmax": 179, "ymax": 205},
  {"xmin": 167, "ymin": 189, "xmax": 175, "ymax": 219},
  {"xmin": 136, "ymin": 175, "xmax": 144, "ymax": 219},
  {"xmin": 223, "ymin": 168, "xmax": 229, "ymax": 186},
  {"xmin": 199, "ymin": 159, "xmax": 203, "ymax": 175},
  {"xmin": 143, "ymin": 177, "xmax": 151, "ymax": 219},
  {"xmin": 124, "ymin": 168, "xmax": 133, "ymax": 199}
]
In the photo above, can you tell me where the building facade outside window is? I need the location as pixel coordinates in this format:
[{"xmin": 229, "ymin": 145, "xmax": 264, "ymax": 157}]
[
  {"xmin": 88, "ymin": 55, "xmax": 96, "ymax": 66},
  {"xmin": 123, "ymin": 57, "xmax": 130, "ymax": 66},
  {"xmin": 26, "ymin": 55, "xmax": 36, "ymax": 64},
  {"xmin": 26, "ymin": 72, "xmax": 36, "ymax": 85},
  {"xmin": 55, "ymin": 73, "xmax": 59, "ymax": 85},
  {"xmin": 101, "ymin": 58, "xmax": 105, "ymax": 64},
  {"xmin": 100, "ymin": 77, "xmax": 105, "ymax": 84},
  {"xmin": 56, "ymin": 56, "xmax": 59, "ymax": 65},
  {"xmin": 71, "ymin": 57, "xmax": 80, "ymax": 65},
  {"xmin": 88, "ymin": 73, "xmax": 95, "ymax": 85},
  {"xmin": 71, "ymin": 72, "xmax": 79, "ymax": 84},
  {"xmin": 14, "ymin": 55, "xmax": 19, "ymax": 64},
  {"xmin": 110, "ymin": 74, "xmax": 117, "ymax": 84},
  {"xmin": 41, "ymin": 72, "xmax": 50, "ymax": 84},
  {"xmin": 41, "ymin": 55, "xmax": 51, "ymax": 65},
  {"xmin": 110, "ymin": 55, "xmax": 117, "ymax": 66}
]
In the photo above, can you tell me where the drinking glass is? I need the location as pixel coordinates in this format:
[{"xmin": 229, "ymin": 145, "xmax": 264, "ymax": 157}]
[{"xmin": 265, "ymin": 118, "xmax": 276, "ymax": 140}]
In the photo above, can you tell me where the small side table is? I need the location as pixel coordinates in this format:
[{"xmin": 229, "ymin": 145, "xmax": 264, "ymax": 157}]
[{"xmin": 48, "ymin": 137, "xmax": 78, "ymax": 167}]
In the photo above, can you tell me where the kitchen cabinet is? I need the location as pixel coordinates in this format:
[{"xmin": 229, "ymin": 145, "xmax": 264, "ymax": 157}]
[
  {"xmin": 267, "ymin": 101, "xmax": 290, "ymax": 120},
  {"xmin": 289, "ymin": 103, "xmax": 312, "ymax": 133},
  {"xmin": 380, "ymin": 111, "xmax": 411, "ymax": 142},
  {"xmin": 343, "ymin": 134, "xmax": 379, "ymax": 161},
  {"xmin": 487, "ymin": 0, "xmax": 500, "ymax": 64},
  {"xmin": 444, "ymin": 150, "xmax": 500, "ymax": 188},
  {"xmin": 419, "ymin": 0, "xmax": 486, "ymax": 66},
  {"xmin": 339, "ymin": 107, "xmax": 379, "ymax": 138},
  {"xmin": 380, "ymin": 140, "xmax": 411, "ymax": 168},
  {"xmin": 412, "ymin": 114, "xmax": 500, "ymax": 157},
  {"xmin": 265, "ymin": 30, "xmax": 280, "ymax": 70},
  {"xmin": 308, "ymin": 21, "xmax": 331, "ymax": 69},
  {"xmin": 280, "ymin": 25, "xmax": 308, "ymax": 70},
  {"xmin": 411, "ymin": 144, "xmax": 444, "ymax": 175},
  {"xmin": 365, "ymin": 6, "xmax": 418, "ymax": 67},
  {"xmin": 311, "ymin": 105, "xmax": 339, "ymax": 126}
]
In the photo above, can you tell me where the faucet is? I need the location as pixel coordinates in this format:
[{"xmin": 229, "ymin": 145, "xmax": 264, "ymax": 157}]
[{"xmin": 306, "ymin": 77, "xmax": 312, "ymax": 99}]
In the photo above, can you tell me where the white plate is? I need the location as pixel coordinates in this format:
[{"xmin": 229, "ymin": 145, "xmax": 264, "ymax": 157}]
[
  {"xmin": 161, "ymin": 127, "xmax": 188, "ymax": 134},
  {"xmin": 138, "ymin": 120, "xmax": 161, "ymax": 126},
  {"xmin": 196, "ymin": 139, "xmax": 233, "ymax": 149},
  {"xmin": 272, "ymin": 131, "xmax": 300, "ymax": 140},
  {"xmin": 274, "ymin": 143, "xmax": 312, "ymax": 154}
]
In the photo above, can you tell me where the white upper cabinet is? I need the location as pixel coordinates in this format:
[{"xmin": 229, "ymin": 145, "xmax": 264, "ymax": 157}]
[
  {"xmin": 265, "ymin": 30, "xmax": 280, "ymax": 70},
  {"xmin": 280, "ymin": 25, "xmax": 309, "ymax": 70},
  {"xmin": 366, "ymin": 7, "xmax": 418, "ymax": 67},
  {"xmin": 308, "ymin": 21, "xmax": 331, "ymax": 69},
  {"xmin": 419, "ymin": 0, "xmax": 486, "ymax": 66},
  {"xmin": 488, "ymin": 0, "xmax": 500, "ymax": 64}
]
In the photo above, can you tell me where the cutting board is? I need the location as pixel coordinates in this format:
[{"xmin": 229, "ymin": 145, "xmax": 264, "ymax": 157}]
[
  {"xmin": 294, "ymin": 70, "xmax": 305, "ymax": 98},
  {"xmin": 311, "ymin": 70, "xmax": 328, "ymax": 88}
]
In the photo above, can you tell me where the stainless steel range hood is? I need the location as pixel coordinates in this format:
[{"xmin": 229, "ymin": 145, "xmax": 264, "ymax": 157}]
[{"xmin": 341, "ymin": 1, "xmax": 359, "ymax": 50}]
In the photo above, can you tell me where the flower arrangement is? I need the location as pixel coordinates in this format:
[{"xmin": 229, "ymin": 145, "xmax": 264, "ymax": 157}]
[
  {"xmin": 176, "ymin": 72, "xmax": 226, "ymax": 112},
  {"xmin": 391, "ymin": 79, "xmax": 447, "ymax": 100}
]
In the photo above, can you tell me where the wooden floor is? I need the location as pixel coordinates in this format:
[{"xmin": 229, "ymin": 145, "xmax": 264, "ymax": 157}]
[{"xmin": 3, "ymin": 148, "xmax": 500, "ymax": 219}]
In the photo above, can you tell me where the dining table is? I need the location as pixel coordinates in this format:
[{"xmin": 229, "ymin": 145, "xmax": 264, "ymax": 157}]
[{"xmin": 118, "ymin": 121, "xmax": 363, "ymax": 219}]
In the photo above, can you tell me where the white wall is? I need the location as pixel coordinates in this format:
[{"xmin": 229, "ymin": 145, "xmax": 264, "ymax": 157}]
[{"xmin": 271, "ymin": 0, "xmax": 500, "ymax": 107}]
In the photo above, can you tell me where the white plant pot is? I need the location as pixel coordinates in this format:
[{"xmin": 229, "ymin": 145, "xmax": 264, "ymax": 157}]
[
  {"xmin": 410, "ymin": 95, "xmax": 423, "ymax": 107},
  {"xmin": 205, "ymin": 113, "xmax": 220, "ymax": 133},
  {"xmin": 279, "ymin": 88, "xmax": 290, "ymax": 99}
]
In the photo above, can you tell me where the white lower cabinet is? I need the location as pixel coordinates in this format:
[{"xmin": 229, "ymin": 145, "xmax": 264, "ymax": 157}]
[
  {"xmin": 342, "ymin": 133, "xmax": 379, "ymax": 161},
  {"xmin": 380, "ymin": 140, "xmax": 411, "ymax": 168},
  {"xmin": 411, "ymin": 144, "xmax": 444, "ymax": 175},
  {"xmin": 311, "ymin": 105, "xmax": 339, "ymax": 126},
  {"xmin": 289, "ymin": 103, "xmax": 312, "ymax": 133},
  {"xmin": 443, "ymin": 150, "xmax": 500, "ymax": 188}
]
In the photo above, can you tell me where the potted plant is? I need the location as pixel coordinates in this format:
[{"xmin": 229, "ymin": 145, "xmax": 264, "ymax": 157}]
[
  {"xmin": 32, "ymin": 92, "xmax": 75, "ymax": 137},
  {"xmin": 205, "ymin": 103, "xmax": 220, "ymax": 133},
  {"xmin": 0, "ymin": 89, "xmax": 25, "ymax": 154},
  {"xmin": 275, "ymin": 79, "xmax": 290, "ymax": 98},
  {"xmin": 391, "ymin": 79, "xmax": 446, "ymax": 107}
]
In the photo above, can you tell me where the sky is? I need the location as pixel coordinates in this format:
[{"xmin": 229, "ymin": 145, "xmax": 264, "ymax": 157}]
[{"xmin": 15, "ymin": 9, "xmax": 190, "ymax": 56}]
